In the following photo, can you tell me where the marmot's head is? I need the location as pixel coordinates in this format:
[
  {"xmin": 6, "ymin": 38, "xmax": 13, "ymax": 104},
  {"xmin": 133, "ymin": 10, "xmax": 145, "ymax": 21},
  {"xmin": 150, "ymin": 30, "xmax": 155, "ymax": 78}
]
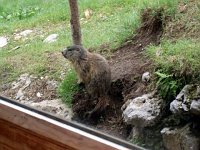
[{"xmin": 62, "ymin": 45, "xmax": 86, "ymax": 61}]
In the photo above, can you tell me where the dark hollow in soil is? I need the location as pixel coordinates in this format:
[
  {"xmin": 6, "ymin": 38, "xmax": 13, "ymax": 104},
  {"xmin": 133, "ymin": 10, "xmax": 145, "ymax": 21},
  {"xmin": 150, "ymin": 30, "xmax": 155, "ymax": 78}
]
[{"xmin": 72, "ymin": 9, "xmax": 164, "ymax": 142}]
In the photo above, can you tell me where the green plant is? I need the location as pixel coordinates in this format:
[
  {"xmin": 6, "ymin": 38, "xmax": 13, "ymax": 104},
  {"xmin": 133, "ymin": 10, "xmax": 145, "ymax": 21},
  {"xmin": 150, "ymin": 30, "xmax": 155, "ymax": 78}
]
[
  {"xmin": 15, "ymin": 6, "xmax": 40, "ymax": 20},
  {"xmin": 155, "ymin": 71, "xmax": 183, "ymax": 101},
  {"xmin": 147, "ymin": 39, "xmax": 200, "ymax": 77},
  {"xmin": 58, "ymin": 69, "xmax": 79, "ymax": 107},
  {"xmin": 0, "ymin": 6, "xmax": 40, "ymax": 21},
  {"xmin": 130, "ymin": 137, "xmax": 146, "ymax": 148}
]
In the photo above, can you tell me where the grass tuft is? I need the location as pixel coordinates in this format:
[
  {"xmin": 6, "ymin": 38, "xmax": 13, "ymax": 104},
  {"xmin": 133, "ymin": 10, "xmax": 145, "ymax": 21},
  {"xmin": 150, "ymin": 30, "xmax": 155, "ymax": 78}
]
[
  {"xmin": 146, "ymin": 39, "xmax": 200, "ymax": 78},
  {"xmin": 58, "ymin": 69, "xmax": 79, "ymax": 106}
]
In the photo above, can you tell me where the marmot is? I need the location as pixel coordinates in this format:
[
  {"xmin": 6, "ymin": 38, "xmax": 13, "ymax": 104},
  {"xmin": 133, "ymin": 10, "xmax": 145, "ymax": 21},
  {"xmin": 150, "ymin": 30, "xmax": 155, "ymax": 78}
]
[{"xmin": 62, "ymin": 45, "xmax": 111, "ymax": 117}]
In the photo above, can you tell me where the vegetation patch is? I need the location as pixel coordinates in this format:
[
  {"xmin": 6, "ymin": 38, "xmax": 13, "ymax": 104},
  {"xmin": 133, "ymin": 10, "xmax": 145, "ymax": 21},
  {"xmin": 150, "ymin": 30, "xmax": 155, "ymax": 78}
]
[
  {"xmin": 0, "ymin": 6, "xmax": 40, "ymax": 21},
  {"xmin": 155, "ymin": 71, "xmax": 184, "ymax": 101},
  {"xmin": 58, "ymin": 69, "xmax": 79, "ymax": 107},
  {"xmin": 146, "ymin": 39, "xmax": 200, "ymax": 100},
  {"xmin": 147, "ymin": 40, "xmax": 200, "ymax": 79},
  {"xmin": 146, "ymin": 0, "xmax": 200, "ymax": 101}
]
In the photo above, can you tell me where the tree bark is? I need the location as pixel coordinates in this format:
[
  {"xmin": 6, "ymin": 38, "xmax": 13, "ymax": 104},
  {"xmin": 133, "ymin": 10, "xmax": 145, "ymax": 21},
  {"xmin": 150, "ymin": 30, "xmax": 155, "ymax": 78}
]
[{"xmin": 68, "ymin": 0, "xmax": 82, "ymax": 45}]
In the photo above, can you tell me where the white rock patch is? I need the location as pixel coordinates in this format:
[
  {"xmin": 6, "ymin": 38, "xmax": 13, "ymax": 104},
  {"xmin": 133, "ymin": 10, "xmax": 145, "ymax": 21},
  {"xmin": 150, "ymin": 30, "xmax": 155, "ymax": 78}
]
[
  {"xmin": 43, "ymin": 34, "xmax": 58, "ymax": 43},
  {"xmin": 0, "ymin": 36, "xmax": 8, "ymax": 48}
]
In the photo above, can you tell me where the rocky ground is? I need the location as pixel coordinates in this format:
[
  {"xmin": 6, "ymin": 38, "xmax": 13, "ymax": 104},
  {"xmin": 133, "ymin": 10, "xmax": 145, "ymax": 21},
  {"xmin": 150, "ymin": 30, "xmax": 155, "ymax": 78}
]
[{"xmin": 1, "ymin": 73, "xmax": 72, "ymax": 120}]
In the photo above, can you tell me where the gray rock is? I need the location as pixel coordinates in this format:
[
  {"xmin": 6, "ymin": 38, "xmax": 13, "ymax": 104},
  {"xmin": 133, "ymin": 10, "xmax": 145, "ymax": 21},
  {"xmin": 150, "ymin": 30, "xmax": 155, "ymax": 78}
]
[
  {"xmin": 122, "ymin": 92, "xmax": 162, "ymax": 127},
  {"xmin": 47, "ymin": 80, "xmax": 58, "ymax": 89},
  {"xmin": 14, "ymin": 30, "xmax": 33, "ymax": 40},
  {"xmin": 0, "ymin": 83, "xmax": 10, "ymax": 91},
  {"xmin": 190, "ymin": 99, "xmax": 200, "ymax": 115},
  {"xmin": 170, "ymin": 84, "xmax": 200, "ymax": 115},
  {"xmin": 11, "ymin": 73, "xmax": 33, "ymax": 100},
  {"xmin": 43, "ymin": 34, "xmax": 58, "ymax": 43},
  {"xmin": 170, "ymin": 85, "xmax": 192, "ymax": 114},
  {"xmin": 16, "ymin": 89, "xmax": 24, "ymax": 100},
  {"xmin": 0, "ymin": 36, "xmax": 8, "ymax": 48},
  {"xmin": 161, "ymin": 125, "xmax": 200, "ymax": 150},
  {"xmin": 170, "ymin": 99, "xmax": 189, "ymax": 114},
  {"xmin": 175, "ymin": 85, "xmax": 193, "ymax": 101},
  {"xmin": 22, "ymin": 99, "xmax": 72, "ymax": 120},
  {"xmin": 19, "ymin": 30, "xmax": 33, "ymax": 36},
  {"xmin": 142, "ymin": 72, "xmax": 150, "ymax": 83},
  {"xmin": 12, "ymin": 73, "xmax": 32, "ymax": 90}
]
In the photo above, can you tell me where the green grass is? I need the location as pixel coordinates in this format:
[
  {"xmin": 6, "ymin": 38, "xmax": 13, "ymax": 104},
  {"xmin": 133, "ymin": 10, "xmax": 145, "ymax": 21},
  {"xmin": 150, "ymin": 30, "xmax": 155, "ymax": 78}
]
[
  {"xmin": 58, "ymin": 69, "xmax": 78, "ymax": 107},
  {"xmin": 147, "ymin": 39, "xmax": 200, "ymax": 77},
  {"xmin": 146, "ymin": 39, "xmax": 200, "ymax": 100}
]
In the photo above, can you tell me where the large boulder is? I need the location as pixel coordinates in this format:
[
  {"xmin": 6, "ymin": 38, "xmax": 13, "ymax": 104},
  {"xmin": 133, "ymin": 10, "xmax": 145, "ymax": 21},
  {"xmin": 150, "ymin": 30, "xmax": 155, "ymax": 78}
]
[
  {"xmin": 22, "ymin": 99, "xmax": 72, "ymax": 120},
  {"xmin": 161, "ymin": 124, "xmax": 200, "ymax": 150},
  {"xmin": 190, "ymin": 99, "xmax": 200, "ymax": 115},
  {"xmin": 170, "ymin": 84, "xmax": 200, "ymax": 117},
  {"xmin": 122, "ymin": 92, "xmax": 163, "ymax": 128}
]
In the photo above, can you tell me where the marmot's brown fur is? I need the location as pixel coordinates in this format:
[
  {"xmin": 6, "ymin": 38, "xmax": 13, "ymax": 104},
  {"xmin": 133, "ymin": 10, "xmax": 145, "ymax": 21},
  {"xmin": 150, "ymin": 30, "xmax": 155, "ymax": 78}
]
[{"xmin": 62, "ymin": 45, "xmax": 111, "ymax": 117}]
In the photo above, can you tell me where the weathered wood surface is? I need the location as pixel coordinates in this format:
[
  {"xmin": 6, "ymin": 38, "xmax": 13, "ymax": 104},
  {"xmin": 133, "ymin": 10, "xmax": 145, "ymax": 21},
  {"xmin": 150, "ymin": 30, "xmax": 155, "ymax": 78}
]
[{"xmin": 0, "ymin": 97, "xmax": 145, "ymax": 150}]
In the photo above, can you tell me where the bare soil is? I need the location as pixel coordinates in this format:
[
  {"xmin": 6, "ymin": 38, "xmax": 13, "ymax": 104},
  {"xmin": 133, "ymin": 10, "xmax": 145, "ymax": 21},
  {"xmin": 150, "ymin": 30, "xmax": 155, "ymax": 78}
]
[
  {"xmin": 72, "ymin": 9, "xmax": 164, "ymax": 139},
  {"xmin": 1, "ymin": 75, "xmax": 58, "ymax": 102}
]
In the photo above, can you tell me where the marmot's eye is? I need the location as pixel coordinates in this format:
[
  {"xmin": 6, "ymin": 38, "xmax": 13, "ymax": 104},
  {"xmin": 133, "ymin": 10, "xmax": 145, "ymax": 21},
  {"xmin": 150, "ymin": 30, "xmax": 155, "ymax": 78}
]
[{"xmin": 68, "ymin": 48, "xmax": 72, "ymax": 51}]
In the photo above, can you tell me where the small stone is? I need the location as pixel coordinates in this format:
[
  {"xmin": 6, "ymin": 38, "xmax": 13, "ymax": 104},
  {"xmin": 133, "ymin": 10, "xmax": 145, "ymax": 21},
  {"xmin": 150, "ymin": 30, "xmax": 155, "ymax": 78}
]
[
  {"xmin": 47, "ymin": 80, "xmax": 58, "ymax": 89},
  {"xmin": 22, "ymin": 77, "xmax": 31, "ymax": 90},
  {"xmin": 11, "ymin": 73, "xmax": 31, "ymax": 90},
  {"xmin": 142, "ymin": 72, "xmax": 150, "ymax": 83},
  {"xmin": 0, "ymin": 36, "xmax": 8, "ymax": 48},
  {"xmin": 179, "ymin": 4, "xmax": 187, "ymax": 13},
  {"xmin": 84, "ymin": 9, "xmax": 92, "ymax": 19},
  {"xmin": 19, "ymin": 30, "xmax": 33, "ymax": 37},
  {"xmin": 43, "ymin": 34, "xmax": 58, "ymax": 43},
  {"xmin": 36, "ymin": 92, "xmax": 42, "ymax": 98},
  {"xmin": 16, "ymin": 89, "xmax": 24, "ymax": 100}
]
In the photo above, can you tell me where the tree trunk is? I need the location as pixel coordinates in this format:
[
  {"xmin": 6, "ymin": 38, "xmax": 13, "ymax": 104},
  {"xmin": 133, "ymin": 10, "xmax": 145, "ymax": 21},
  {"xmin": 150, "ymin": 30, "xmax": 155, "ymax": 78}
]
[{"xmin": 68, "ymin": 0, "xmax": 82, "ymax": 45}]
